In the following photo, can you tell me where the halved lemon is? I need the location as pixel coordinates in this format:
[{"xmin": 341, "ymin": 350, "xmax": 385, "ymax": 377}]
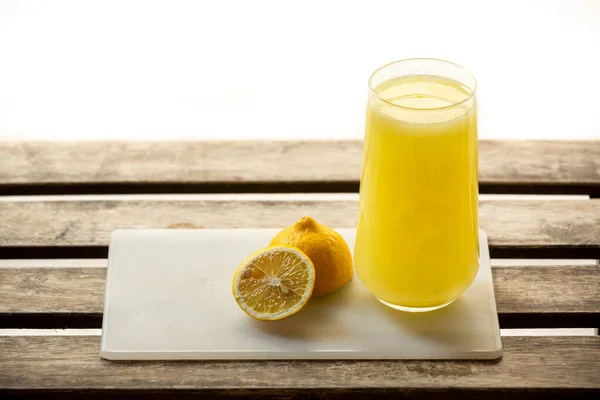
[{"xmin": 232, "ymin": 246, "xmax": 315, "ymax": 321}]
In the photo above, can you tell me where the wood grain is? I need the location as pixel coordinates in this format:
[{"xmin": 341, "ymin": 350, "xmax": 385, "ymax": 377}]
[
  {"xmin": 478, "ymin": 140, "xmax": 600, "ymax": 188},
  {"xmin": 1, "ymin": 140, "xmax": 599, "ymax": 195},
  {"xmin": 0, "ymin": 268, "xmax": 105, "ymax": 328},
  {"xmin": 0, "ymin": 336, "xmax": 598, "ymax": 398},
  {"xmin": 1, "ymin": 266, "xmax": 598, "ymax": 329},
  {"xmin": 1, "ymin": 199, "xmax": 599, "ymax": 258}
]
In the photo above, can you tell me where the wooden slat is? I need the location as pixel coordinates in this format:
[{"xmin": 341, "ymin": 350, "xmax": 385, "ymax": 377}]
[
  {"xmin": 491, "ymin": 266, "xmax": 600, "ymax": 328},
  {"xmin": 0, "ymin": 265, "xmax": 598, "ymax": 329},
  {"xmin": 1, "ymin": 199, "xmax": 599, "ymax": 258},
  {"xmin": 0, "ymin": 336, "xmax": 598, "ymax": 398},
  {"xmin": 1, "ymin": 140, "xmax": 599, "ymax": 195},
  {"xmin": 0, "ymin": 268, "xmax": 104, "ymax": 329},
  {"xmin": 479, "ymin": 140, "xmax": 600, "ymax": 195}
]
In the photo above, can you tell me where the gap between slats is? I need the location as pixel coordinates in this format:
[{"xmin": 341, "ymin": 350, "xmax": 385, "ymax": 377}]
[
  {"xmin": 0, "ymin": 193, "xmax": 592, "ymax": 202},
  {"xmin": 3, "ymin": 182, "xmax": 600, "ymax": 196}
]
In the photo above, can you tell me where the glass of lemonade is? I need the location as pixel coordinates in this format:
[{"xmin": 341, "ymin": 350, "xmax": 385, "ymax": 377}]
[{"xmin": 354, "ymin": 58, "xmax": 479, "ymax": 312}]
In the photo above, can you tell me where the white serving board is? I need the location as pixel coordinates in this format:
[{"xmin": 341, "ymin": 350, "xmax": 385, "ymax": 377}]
[{"xmin": 101, "ymin": 229, "xmax": 502, "ymax": 360}]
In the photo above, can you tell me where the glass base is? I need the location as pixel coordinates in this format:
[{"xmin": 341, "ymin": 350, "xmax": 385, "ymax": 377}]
[{"xmin": 377, "ymin": 298, "xmax": 455, "ymax": 313}]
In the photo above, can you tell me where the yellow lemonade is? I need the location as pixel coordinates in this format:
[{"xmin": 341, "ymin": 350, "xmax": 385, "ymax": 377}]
[{"xmin": 354, "ymin": 73, "xmax": 479, "ymax": 311}]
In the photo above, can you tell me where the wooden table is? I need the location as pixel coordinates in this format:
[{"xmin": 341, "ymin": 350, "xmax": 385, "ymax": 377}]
[{"xmin": 1, "ymin": 140, "xmax": 599, "ymax": 398}]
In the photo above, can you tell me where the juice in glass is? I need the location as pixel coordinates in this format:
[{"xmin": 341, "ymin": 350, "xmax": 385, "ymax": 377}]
[{"xmin": 354, "ymin": 59, "xmax": 479, "ymax": 312}]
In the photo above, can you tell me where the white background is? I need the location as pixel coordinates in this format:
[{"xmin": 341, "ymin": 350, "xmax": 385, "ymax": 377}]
[{"xmin": 0, "ymin": 0, "xmax": 599, "ymax": 140}]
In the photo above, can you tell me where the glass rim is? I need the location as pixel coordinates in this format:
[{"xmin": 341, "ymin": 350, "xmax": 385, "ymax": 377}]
[{"xmin": 368, "ymin": 58, "xmax": 478, "ymax": 112}]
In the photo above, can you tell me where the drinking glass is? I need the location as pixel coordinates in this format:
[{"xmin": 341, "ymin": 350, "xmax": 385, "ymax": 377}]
[{"xmin": 354, "ymin": 58, "xmax": 479, "ymax": 312}]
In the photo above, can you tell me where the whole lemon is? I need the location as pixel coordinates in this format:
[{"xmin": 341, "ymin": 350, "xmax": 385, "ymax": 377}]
[{"xmin": 270, "ymin": 216, "xmax": 353, "ymax": 297}]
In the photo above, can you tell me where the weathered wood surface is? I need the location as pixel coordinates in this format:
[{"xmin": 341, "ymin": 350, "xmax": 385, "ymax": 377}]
[
  {"xmin": 1, "ymin": 199, "xmax": 599, "ymax": 258},
  {"xmin": 0, "ymin": 336, "xmax": 598, "ymax": 398},
  {"xmin": 478, "ymin": 140, "xmax": 600, "ymax": 191},
  {"xmin": 1, "ymin": 140, "xmax": 599, "ymax": 194},
  {"xmin": 1, "ymin": 265, "xmax": 598, "ymax": 329},
  {"xmin": 0, "ymin": 267, "xmax": 104, "ymax": 328}
]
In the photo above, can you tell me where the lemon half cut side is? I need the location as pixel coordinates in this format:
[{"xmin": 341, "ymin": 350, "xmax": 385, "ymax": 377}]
[{"xmin": 232, "ymin": 246, "xmax": 316, "ymax": 321}]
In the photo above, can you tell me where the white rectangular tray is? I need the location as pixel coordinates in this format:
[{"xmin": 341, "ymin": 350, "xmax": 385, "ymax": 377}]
[{"xmin": 101, "ymin": 229, "xmax": 502, "ymax": 360}]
